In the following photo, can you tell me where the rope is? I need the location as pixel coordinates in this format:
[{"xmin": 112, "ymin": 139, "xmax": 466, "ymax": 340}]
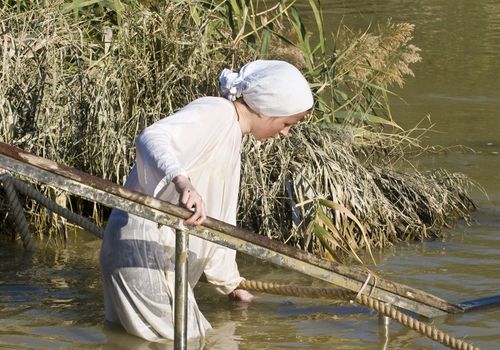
[
  {"xmin": 10, "ymin": 176, "xmax": 104, "ymax": 238},
  {"xmin": 240, "ymin": 279, "xmax": 354, "ymax": 300},
  {"xmin": 357, "ymin": 294, "xmax": 478, "ymax": 350},
  {"xmin": 0, "ymin": 173, "xmax": 35, "ymax": 251},
  {"xmin": 239, "ymin": 279, "xmax": 479, "ymax": 350}
]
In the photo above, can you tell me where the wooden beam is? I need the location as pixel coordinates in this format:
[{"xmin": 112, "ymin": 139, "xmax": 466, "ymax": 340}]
[{"xmin": 0, "ymin": 142, "xmax": 462, "ymax": 318}]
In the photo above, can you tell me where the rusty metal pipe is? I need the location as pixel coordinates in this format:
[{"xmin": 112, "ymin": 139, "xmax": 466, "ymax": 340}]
[
  {"xmin": 174, "ymin": 228, "xmax": 189, "ymax": 350},
  {"xmin": 0, "ymin": 142, "xmax": 462, "ymax": 318}
]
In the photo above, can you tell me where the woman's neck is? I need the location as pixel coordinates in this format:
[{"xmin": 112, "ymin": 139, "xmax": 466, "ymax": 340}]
[{"xmin": 233, "ymin": 99, "xmax": 258, "ymax": 135}]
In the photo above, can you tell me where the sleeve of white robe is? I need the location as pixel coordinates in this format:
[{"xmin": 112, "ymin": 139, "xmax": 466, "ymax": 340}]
[
  {"xmin": 135, "ymin": 119, "xmax": 189, "ymax": 197},
  {"xmin": 135, "ymin": 101, "xmax": 232, "ymax": 196},
  {"xmin": 204, "ymin": 245, "xmax": 243, "ymax": 294}
]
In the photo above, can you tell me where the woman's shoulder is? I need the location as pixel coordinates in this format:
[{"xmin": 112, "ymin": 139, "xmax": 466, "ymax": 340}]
[
  {"xmin": 186, "ymin": 96, "xmax": 234, "ymax": 112},
  {"xmin": 175, "ymin": 97, "xmax": 236, "ymax": 123}
]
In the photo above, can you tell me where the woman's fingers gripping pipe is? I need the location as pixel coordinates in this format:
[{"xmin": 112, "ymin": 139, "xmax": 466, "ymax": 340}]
[{"xmin": 173, "ymin": 175, "xmax": 207, "ymax": 226}]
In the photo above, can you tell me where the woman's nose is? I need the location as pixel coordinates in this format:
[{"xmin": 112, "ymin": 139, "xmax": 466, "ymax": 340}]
[{"xmin": 280, "ymin": 126, "xmax": 291, "ymax": 136}]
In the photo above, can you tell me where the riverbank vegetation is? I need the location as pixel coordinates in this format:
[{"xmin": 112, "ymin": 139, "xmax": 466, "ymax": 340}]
[{"xmin": 0, "ymin": 0, "xmax": 476, "ymax": 263}]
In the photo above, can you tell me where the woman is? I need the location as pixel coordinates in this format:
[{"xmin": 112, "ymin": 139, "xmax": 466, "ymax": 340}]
[{"xmin": 99, "ymin": 60, "xmax": 314, "ymax": 341}]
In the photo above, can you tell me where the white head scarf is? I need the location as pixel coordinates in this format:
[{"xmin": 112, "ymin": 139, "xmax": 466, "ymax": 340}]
[{"xmin": 219, "ymin": 60, "xmax": 313, "ymax": 117}]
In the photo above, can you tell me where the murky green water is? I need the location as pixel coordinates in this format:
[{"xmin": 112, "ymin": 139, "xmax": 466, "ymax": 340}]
[{"xmin": 1, "ymin": 1, "xmax": 499, "ymax": 349}]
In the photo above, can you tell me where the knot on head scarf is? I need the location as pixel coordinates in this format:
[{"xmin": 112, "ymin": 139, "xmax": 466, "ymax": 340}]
[{"xmin": 219, "ymin": 60, "xmax": 314, "ymax": 117}]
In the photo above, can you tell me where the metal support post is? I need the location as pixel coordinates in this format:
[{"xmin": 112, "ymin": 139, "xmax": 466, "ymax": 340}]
[
  {"xmin": 174, "ymin": 228, "xmax": 189, "ymax": 350},
  {"xmin": 378, "ymin": 313, "xmax": 390, "ymax": 350}
]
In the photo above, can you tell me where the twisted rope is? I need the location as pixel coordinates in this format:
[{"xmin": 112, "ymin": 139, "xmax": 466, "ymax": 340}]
[
  {"xmin": 240, "ymin": 279, "xmax": 354, "ymax": 300},
  {"xmin": 0, "ymin": 173, "xmax": 103, "ymax": 239},
  {"xmin": 240, "ymin": 279, "xmax": 479, "ymax": 350},
  {"xmin": 0, "ymin": 173, "xmax": 35, "ymax": 251}
]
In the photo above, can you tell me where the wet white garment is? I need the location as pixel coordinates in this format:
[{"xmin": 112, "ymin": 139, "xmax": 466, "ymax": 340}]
[{"xmin": 100, "ymin": 97, "xmax": 244, "ymax": 341}]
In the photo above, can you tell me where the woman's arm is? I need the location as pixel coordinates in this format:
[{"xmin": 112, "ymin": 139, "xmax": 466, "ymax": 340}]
[{"xmin": 135, "ymin": 120, "xmax": 207, "ymax": 225}]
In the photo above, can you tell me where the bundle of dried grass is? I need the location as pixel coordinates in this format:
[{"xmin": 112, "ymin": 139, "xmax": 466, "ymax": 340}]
[{"xmin": 239, "ymin": 123, "xmax": 476, "ymax": 263}]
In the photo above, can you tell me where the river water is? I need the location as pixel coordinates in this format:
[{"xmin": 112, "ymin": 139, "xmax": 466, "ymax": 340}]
[{"xmin": 1, "ymin": 1, "xmax": 499, "ymax": 349}]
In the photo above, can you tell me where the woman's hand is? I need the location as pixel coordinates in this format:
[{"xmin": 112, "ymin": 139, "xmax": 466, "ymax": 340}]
[
  {"xmin": 172, "ymin": 175, "xmax": 207, "ymax": 226},
  {"xmin": 228, "ymin": 288, "xmax": 254, "ymax": 302}
]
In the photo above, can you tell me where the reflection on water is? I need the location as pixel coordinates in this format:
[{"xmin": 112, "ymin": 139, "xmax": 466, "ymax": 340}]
[{"xmin": 1, "ymin": 0, "xmax": 500, "ymax": 349}]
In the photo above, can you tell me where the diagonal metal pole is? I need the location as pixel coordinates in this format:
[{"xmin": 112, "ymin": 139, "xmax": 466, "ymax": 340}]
[{"xmin": 174, "ymin": 228, "xmax": 189, "ymax": 350}]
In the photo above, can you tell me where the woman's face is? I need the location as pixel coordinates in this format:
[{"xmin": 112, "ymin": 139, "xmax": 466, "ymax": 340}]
[{"xmin": 251, "ymin": 111, "xmax": 308, "ymax": 141}]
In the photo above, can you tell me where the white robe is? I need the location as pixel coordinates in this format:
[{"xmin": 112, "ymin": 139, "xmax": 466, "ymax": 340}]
[{"xmin": 99, "ymin": 97, "xmax": 244, "ymax": 341}]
